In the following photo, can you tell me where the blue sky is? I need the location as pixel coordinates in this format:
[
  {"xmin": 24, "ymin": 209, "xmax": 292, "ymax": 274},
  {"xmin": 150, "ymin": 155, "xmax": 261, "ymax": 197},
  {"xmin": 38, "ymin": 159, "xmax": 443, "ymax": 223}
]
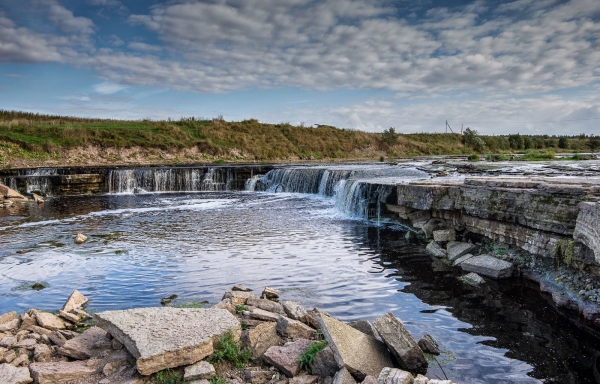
[{"xmin": 1, "ymin": 0, "xmax": 599, "ymax": 134}]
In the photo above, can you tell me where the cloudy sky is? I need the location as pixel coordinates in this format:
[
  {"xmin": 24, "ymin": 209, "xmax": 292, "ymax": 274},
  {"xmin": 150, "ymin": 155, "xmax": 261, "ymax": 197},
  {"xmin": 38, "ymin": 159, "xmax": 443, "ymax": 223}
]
[{"xmin": 1, "ymin": 0, "xmax": 599, "ymax": 134}]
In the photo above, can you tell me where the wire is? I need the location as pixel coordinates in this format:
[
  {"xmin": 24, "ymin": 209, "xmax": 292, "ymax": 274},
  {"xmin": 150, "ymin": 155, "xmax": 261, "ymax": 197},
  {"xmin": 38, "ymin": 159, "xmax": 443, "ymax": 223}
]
[{"xmin": 462, "ymin": 117, "xmax": 600, "ymax": 124}]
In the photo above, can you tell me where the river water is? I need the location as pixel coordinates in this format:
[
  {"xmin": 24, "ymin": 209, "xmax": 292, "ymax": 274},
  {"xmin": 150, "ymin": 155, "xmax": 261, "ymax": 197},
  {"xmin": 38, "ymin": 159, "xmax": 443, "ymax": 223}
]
[{"xmin": 1, "ymin": 161, "xmax": 600, "ymax": 383}]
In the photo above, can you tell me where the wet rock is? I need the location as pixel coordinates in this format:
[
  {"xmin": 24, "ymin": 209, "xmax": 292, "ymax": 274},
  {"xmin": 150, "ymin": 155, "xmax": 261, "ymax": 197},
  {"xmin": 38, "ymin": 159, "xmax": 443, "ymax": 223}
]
[
  {"xmin": 61, "ymin": 290, "xmax": 89, "ymax": 312},
  {"xmin": 347, "ymin": 321, "xmax": 377, "ymax": 339},
  {"xmin": 373, "ymin": 313, "xmax": 427, "ymax": 372},
  {"xmin": 417, "ymin": 334, "xmax": 439, "ymax": 355},
  {"xmin": 0, "ymin": 184, "xmax": 25, "ymax": 200},
  {"xmin": 233, "ymin": 284, "xmax": 253, "ymax": 292},
  {"xmin": 262, "ymin": 287, "xmax": 280, "ymax": 300},
  {"xmin": 461, "ymin": 255, "xmax": 513, "ymax": 279},
  {"xmin": 277, "ymin": 316, "xmax": 315, "ymax": 340},
  {"xmin": 223, "ymin": 291, "xmax": 258, "ymax": 306},
  {"xmin": 309, "ymin": 346, "xmax": 338, "ymax": 378},
  {"xmin": 263, "ymin": 339, "xmax": 312, "ymax": 377},
  {"xmin": 460, "ymin": 272, "xmax": 485, "ymax": 286},
  {"xmin": 247, "ymin": 297, "xmax": 281, "ymax": 313},
  {"xmin": 58, "ymin": 327, "xmax": 111, "ymax": 360},
  {"xmin": 251, "ymin": 308, "xmax": 280, "ymax": 322},
  {"xmin": 94, "ymin": 307, "xmax": 240, "ymax": 375},
  {"xmin": 74, "ymin": 234, "xmax": 88, "ymax": 244},
  {"xmin": 241, "ymin": 322, "xmax": 280, "ymax": 359},
  {"xmin": 0, "ymin": 363, "xmax": 32, "ymax": 384},
  {"xmin": 377, "ymin": 367, "xmax": 412, "ymax": 384},
  {"xmin": 452, "ymin": 253, "xmax": 474, "ymax": 266},
  {"xmin": 290, "ymin": 374, "xmax": 320, "ymax": 384},
  {"xmin": 433, "ymin": 229, "xmax": 455, "ymax": 242},
  {"xmin": 29, "ymin": 361, "xmax": 97, "ymax": 384},
  {"xmin": 282, "ymin": 301, "xmax": 310, "ymax": 324},
  {"xmin": 244, "ymin": 369, "xmax": 276, "ymax": 384},
  {"xmin": 317, "ymin": 313, "xmax": 392, "ymax": 380},
  {"xmin": 446, "ymin": 242, "xmax": 476, "ymax": 261},
  {"xmin": 32, "ymin": 311, "xmax": 66, "ymax": 331},
  {"xmin": 333, "ymin": 368, "xmax": 357, "ymax": 384},
  {"xmin": 184, "ymin": 361, "xmax": 216, "ymax": 381},
  {"xmin": 32, "ymin": 194, "xmax": 44, "ymax": 204},
  {"xmin": 34, "ymin": 344, "xmax": 52, "ymax": 362},
  {"xmin": 425, "ymin": 242, "xmax": 446, "ymax": 259}
]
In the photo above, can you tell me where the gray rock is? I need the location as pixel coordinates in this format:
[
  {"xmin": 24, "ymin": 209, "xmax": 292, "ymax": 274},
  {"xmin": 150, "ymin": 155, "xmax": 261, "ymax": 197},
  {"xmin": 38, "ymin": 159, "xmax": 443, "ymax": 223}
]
[
  {"xmin": 347, "ymin": 321, "xmax": 377, "ymax": 339},
  {"xmin": 57, "ymin": 310, "xmax": 80, "ymax": 324},
  {"xmin": 433, "ymin": 229, "xmax": 456, "ymax": 242},
  {"xmin": 446, "ymin": 242, "xmax": 476, "ymax": 261},
  {"xmin": 184, "ymin": 361, "xmax": 216, "ymax": 381},
  {"xmin": 0, "ymin": 336, "xmax": 17, "ymax": 348},
  {"xmin": 18, "ymin": 314, "xmax": 36, "ymax": 332},
  {"xmin": 0, "ymin": 312, "xmax": 19, "ymax": 333},
  {"xmin": 48, "ymin": 331, "xmax": 67, "ymax": 347},
  {"xmin": 32, "ymin": 311, "xmax": 66, "ymax": 331},
  {"xmin": 213, "ymin": 299, "xmax": 236, "ymax": 315},
  {"xmin": 13, "ymin": 338, "xmax": 37, "ymax": 350},
  {"xmin": 223, "ymin": 291, "xmax": 258, "ymax": 306},
  {"xmin": 251, "ymin": 308, "xmax": 280, "ymax": 322},
  {"xmin": 263, "ymin": 339, "xmax": 312, "ymax": 377},
  {"xmin": 34, "ymin": 344, "xmax": 52, "ymax": 362},
  {"xmin": 58, "ymin": 327, "xmax": 111, "ymax": 360},
  {"xmin": 452, "ymin": 253, "xmax": 475, "ymax": 266},
  {"xmin": 460, "ymin": 255, "xmax": 513, "ymax": 279},
  {"xmin": 413, "ymin": 375, "xmax": 429, "ymax": 384},
  {"xmin": 372, "ymin": 313, "xmax": 427, "ymax": 372},
  {"xmin": 361, "ymin": 376, "xmax": 377, "ymax": 384},
  {"xmin": 417, "ymin": 334, "xmax": 439, "ymax": 355},
  {"xmin": 244, "ymin": 369, "xmax": 277, "ymax": 384},
  {"xmin": 94, "ymin": 307, "xmax": 240, "ymax": 375},
  {"xmin": 0, "ymin": 363, "xmax": 32, "ymax": 384},
  {"xmin": 377, "ymin": 367, "xmax": 413, "ymax": 384},
  {"xmin": 27, "ymin": 326, "xmax": 51, "ymax": 337},
  {"xmin": 241, "ymin": 322, "xmax": 280, "ymax": 359},
  {"xmin": 290, "ymin": 374, "xmax": 320, "ymax": 384},
  {"xmin": 277, "ymin": 316, "xmax": 315, "ymax": 340},
  {"xmin": 333, "ymin": 368, "xmax": 357, "ymax": 384},
  {"xmin": 282, "ymin": 301, "xmax": 310, "ymax": 324},
  {"xmin": 232, "ymin": 285, "xmax": 253, "ymax": 292},
  {"xmin": 247, "ymin": 297, "xmax": 281, "ymax": 313},
  {"xmin": 309, "ymin": 346, "xmax": 338, "ymax": 378},
  {"xmin": 317, "ymin": 314, "xmax": 392, "ymax": 380},
  {"xmin": 29, "ymin": 361, "xmax": 96, "ymax": 384},
  {"xmin": 262, "ymin": 287, "xmax": 279, "ymax": 300},
  {"xmin": 425, "ymin": 242, "xmax": 446, "ymax": 258},
  {"xmin": 460, "ymin": 272, "xmax": 486, "ymax": 286},
  {"xmin": 61, "ymin": 290, "xmax": 88, "ymax": 313}
]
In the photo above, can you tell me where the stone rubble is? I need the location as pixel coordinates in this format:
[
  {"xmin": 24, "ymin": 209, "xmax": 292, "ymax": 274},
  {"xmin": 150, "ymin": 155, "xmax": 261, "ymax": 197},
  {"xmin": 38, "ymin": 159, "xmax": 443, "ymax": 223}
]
[
  {"xmin": 461, "ymin": 255, "xmax": 514, "ymax": 279},
  {"xmin": 372, "ymin": 314, "xmax": 427, "ymax": 373}
]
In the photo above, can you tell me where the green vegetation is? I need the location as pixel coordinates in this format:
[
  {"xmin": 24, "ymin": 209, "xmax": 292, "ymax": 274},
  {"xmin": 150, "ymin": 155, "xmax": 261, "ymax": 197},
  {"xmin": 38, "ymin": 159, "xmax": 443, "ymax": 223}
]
[
  {"xmin": 520, "ymin": 150, "xmax": 555, "ymax": 161},
  {"xmin": 235, "ymin": 305, "xmax": 249, "ymax": 312},
  {"xmin": 298, "ymin": 340, "xmax": 328, "ymax": 371},
  {"xmin": 209, "ymin": 376, "xmax": 228, "ymax": 384},
  {"xmin": 467, "ymin": 153, "xmax": 480, "ymax": 161},
  {"xmin": 155, "ymin": 369, "xmax": 187, "ymax": 384},
  {"xmin": 211, "ymin": 329, "xmax": 253, "ymax": 367},
  {"xmin": 174, "ymin": 301, "xmax": 206, "ymax": 308}
]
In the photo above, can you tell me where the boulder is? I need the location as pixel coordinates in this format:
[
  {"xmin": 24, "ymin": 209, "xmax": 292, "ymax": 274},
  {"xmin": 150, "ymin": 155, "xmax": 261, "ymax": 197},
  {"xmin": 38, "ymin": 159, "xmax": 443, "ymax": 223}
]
[
  {"xmin": 213, "ymin": 299, "xmax": 236, "ymax": 315},
  {"xmin": 223, "ymin": 291, "xmax": 258, "ymax": 306},
  {"xmin": 425, "ymin": 242, "xmax": 446, "ymax": 259},
  {"xmin": 61, "ymin": 290, "xmax": 88, "ymax": 313},
  {"xmin": 283, "ymin": 301, "xmax": 310, "ymax": 324},
  {"xmin": 446, "ymin": 242, "xmax": 476, "ymax": 261},
  {"xmin": 452, "ymin": 253, "xmax": 474, "ymax": 266},
  {"xmin": 361, "ymin": 376, "xmax": 377, "ymax": 384},
  {"xmin": 232, "ymin": 285, "xmax": 253, "ymax": 292},
  {"xmin": 413, "ymin": 375, "xmax": 429, "ymax": 384},
  {"xmin": 247, "ymin": 297, "xmax": 281, "ymax": 313},
  {"xmin": 0, "ymin": 185, "xmax": 25, "ymax": 199},
  {"xmin": 372, "ymin": 313, "xmax": 427, "ymax": 372},
  {"xmin": 262, "ymin": 287, "xmax": 279, "ymax": 300},
  {"xmin": 291, "ymin": 374, "xmax": 320, "ymax": 384},
  {"xmin": 94, "ymin": 307, "xmax": 240, "ymax": 375},
  {"xmin": 0, "ymin": 312, "xmax": 19, "ymax": 325},
  {"xmin": 70, "ymin": 309, "xmax": 91, "ymax": 320},
  {"xmin": 0, "ymin": 363, "xmax": 32, "ymax": 384},
  {"xmin": 0, "ymin": 319, "xmax": 19, "ymax": 333},
  {"xmin": 244, "ymin": 369, "xmax": 277, "ymax": 384},
  {"xmin": 263, "ymin": 339, "xmax": 312, "ymax": 377},
  {"xmin": 333, "ymin": 368, "xmax": 357, "ymax": 384},
  {"xmin": 377, "ymin": 367, "xmax": 413, "ymax": 384},
  {"xmin": 27, "ymin": 326, "xmax": 51, "ymax": 337},
  {"xmin": 309, "ymin": 346, "xmax": 338, "ymax": 378},
  {"xmin": 48, "ymin": 331, "xmax": 67, "ymax": 347},
  {"xmin": 347, "ymin": 321, "xmax": 377, "ymax": 339},
  {"xmin": 317, "ymin": 314, "xmax": 392, "ymax": 380},
  {"xmin": 29, "ymin": 361, "xmax": 96, "ymax": 384},
  {"xmin": 34, "ymin": 344, "xmax": 52, "ymax": 362},
  {"xmin": 417, "ymin": 334, "xmax": 439, "ymax": 355},
  {"xmin": 13, "ymin": 338, "xmax": 37, "ymax": 350},
  {"xmin": 58, "ymin": 327, "xmax": 111, "ymax": 360},
  {"xmin": 460, "ymin": 255, "xmax": 513, "ymax": 279},
  {"xmin": 32, "ymin": 194, "xmax": 44, "ymax": 204},
  {"xmin": 241, "ymin": 322, "xmax": 280, "ymax": 359},
  {"xmin": 74, "ymin": 234, "xmax": 87, "ymax": 244},
  {"xmin": 33, "ymin": 311, "xmax": 66, "ymax": 331},
  {"xmin": 18, "ymin": 314, "xmax": 36, "ymax": 332},
  {"xmin": 276, "ymin": 316, "xmax": 315, "ymax": 340},
  {"xmin": 0, "ymin": 336, "xmax": 17, "ymax": 348},
  {"xmin": 251, "ymin": 308, "xmax": 280, "ymax": 322},
  {"xmin": 58, "ymin": 310, "xmax": 80, "ymax": 324},
  {"xmin": 460, "ymin": 272, "xmax": 486, "ymax": 286},
  {"xmin": 432, "ymin": 229, "xmax": 455, "ymax": 242},
  {"xmin": 184, "ymin": 361, "xmax": 216, "ymax": 381}
]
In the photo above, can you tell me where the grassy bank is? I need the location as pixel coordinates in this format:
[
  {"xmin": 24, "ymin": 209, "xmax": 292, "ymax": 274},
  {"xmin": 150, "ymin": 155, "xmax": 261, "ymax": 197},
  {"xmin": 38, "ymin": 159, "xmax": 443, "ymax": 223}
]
[{"xmin": 0, "ymin": 110, "xmax": 596, "ymax": 168}]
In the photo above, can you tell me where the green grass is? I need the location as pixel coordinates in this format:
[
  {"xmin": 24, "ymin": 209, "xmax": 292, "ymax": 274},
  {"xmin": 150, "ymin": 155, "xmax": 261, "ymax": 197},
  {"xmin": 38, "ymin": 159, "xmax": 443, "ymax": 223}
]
[
  {"xmin": 209, "ymin": 376, "xmax": 227, "ymax": 384},
  {"xmin": 155, "ymin": 369, "xmax": 187, "ymax": 384},
  {"xmin": 520, "ymin": 150, "xmax": 555, "ymax": 161},
  {"xmin": 174, "ymin": 301, "xmax": 206, "ymax": 308},
  {"xmin": 298, "ymin": 340, "xmax": 328, "ymax": 371},
  {"xmin": 211, "ymin": 329, "xmax": 253, "ymax": 367}
]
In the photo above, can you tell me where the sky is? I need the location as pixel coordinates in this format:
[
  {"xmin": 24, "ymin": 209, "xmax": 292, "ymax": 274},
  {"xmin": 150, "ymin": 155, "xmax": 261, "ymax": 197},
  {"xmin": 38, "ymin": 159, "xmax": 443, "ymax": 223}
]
[{"xmin": 0, "ymin": 0, "xmax": 599, "ymax": 134}]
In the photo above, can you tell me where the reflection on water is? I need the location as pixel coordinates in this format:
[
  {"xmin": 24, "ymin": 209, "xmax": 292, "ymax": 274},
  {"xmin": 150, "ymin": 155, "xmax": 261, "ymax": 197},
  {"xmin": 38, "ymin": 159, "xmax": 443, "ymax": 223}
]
[{"xmin": 0, "ymin": 192, "xmax": 599, "ymax": 383}]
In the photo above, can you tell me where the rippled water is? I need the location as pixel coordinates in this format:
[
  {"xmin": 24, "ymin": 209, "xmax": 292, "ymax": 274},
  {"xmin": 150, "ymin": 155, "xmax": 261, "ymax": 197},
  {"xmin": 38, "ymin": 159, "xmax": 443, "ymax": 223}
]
[{"xmin": 1, "ymin": 163, "xmax": 600, "ymax": 383}]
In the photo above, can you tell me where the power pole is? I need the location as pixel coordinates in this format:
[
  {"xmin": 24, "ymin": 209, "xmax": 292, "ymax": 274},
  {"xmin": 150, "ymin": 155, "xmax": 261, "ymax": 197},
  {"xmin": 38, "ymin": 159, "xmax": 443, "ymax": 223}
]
[{"xmin": 446, "ymin": 120, "xmax": 454, "ymax": 133}]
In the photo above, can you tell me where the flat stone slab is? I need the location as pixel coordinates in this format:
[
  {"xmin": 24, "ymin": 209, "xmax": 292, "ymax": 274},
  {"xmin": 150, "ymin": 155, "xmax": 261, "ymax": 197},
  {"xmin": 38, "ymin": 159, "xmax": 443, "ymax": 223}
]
[
  {"xmin": 29, "ymin": 361, "xmax": 96, "ymax": 384},
  {"xmin": 433, "ymin": 229, "xmax": 455, "ymax": 242},
  {"xmin": 58, "ymin": 327, "xmax": 111, "ymax": 359},
  {"xmin": 0, "ymin": 363, "xmax": 32, "ymax": 384},
  {"xmin": 317, "ymin": 314, "xmax": 392, "ymax": 380},
  {"xmin": 263, "ymin": 339, "xmax": 312, "ymax": 377},
  {"xmin": 94, "ymin": 307, "xmax": 240, "ymax": 375},
  {"xmin": 461, "ymin": 255, "xmax": 513, "ymax": 279},
  {"xmin": 425, "ymin": 242, "xmax": 446, "ymax": 258},
  {"xmin": 446, "ymin": 242, "xmax": 476, "ymax": 261},
  {"xmin": 461, "ymin": 272, "xmax": 486, "ymax": 286},
  {"xmin": 184, "ymin": 361, "xmax": 216, "ymax": 381},
  {"xmin": 61, "ymin": 290, "xmax": 88, "ymax": 313},
  {"xmin": 453, "ymin": 253, "xmax": 475, "ymax": 266},
  {"xmin": 373, "ymin": 313, "xmax": 427, "ymax": 372}
]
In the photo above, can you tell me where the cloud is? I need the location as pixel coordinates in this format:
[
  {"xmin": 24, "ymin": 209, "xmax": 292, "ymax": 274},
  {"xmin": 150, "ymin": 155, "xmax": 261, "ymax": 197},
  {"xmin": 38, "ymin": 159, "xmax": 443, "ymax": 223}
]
[
  {"xmin": 86, "ymin": 0, "xmax": 128, "ymax": 13},
  {"xmin": 0, "ymin": 12, "xmax": 63, "ymax": 63},
  {"xmin": 93, "ymin": 82, "xmax": 128, "ymax": 94},
  {"xmin": 127, "ymin": 42, "xmax": 162, "ymax": 52},
  {"xmin": 42, "ymin": 0, "xmax": 95, "ymax": 35}
]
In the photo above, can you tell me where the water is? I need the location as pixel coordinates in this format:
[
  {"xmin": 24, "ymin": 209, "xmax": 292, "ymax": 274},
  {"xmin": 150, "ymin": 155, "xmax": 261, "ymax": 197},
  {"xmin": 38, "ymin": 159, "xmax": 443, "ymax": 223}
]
[{"xmin": 1, "ymin": 162, "xmax": 600, "ymax": 383}]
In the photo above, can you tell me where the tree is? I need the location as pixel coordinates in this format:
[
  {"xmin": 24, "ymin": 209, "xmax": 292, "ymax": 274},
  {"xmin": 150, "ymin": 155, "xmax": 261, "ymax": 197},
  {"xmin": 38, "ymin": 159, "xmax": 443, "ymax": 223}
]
[
  {"xmin": 558, "ymin": 137, "xmax": 570, "ymax": 149},
  {"xmin": 508, "ymin": 134, "xmax": 524, "ymax": 150},
  {"xmin": 381, "ymin": 127, "xmax": 399, "ymax": 147},
  {"xmin": 588, "ymin": 136, "xmax": 600, "ymax": 152},
  {"xmin": 462, "ymin": 128, "xmax": 486, "ymax": 152}
]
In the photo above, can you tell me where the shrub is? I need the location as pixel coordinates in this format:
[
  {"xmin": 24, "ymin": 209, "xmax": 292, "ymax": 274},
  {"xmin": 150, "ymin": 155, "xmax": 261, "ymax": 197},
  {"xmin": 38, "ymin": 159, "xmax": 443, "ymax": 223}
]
[
  {"xmin": 298, "ymin": 340, "xmax": 328, "ymax": 371},
  {"xmin": 211, "ymin": 329, "xmax": 253, "ymax": 367},
  {"xmin": 381, "ymin": 127, "xmax": 398, "ymax": 147},
  {"xmin": 467, "ymin": 153, "xmax": 480, "ymax": 161}
]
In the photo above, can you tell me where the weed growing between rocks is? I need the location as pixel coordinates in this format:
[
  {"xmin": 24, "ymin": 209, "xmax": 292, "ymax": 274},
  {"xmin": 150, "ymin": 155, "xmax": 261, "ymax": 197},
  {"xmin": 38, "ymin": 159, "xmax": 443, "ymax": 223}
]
[
  {"xmin": 155, "ymin": 368, "xmax": 187, "ymax": 384},
  {"xmin": 209, "ymin": 376, "xmax": 228, "ymax": 384},
  {"xmin": 298, "ymin": 340, "xmax": 328, "ymax": 370},
  {"xmin": 211, "ymin": 329, "xmax": 253, "ymax": 367},
  {"xmin": 235, "ymin": 305, "xmax": 249, "ymax": 312}
]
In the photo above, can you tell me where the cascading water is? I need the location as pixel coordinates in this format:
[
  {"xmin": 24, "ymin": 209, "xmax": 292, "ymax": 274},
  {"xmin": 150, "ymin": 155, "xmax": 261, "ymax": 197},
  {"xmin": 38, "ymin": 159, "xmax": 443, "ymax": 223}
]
[{"xmin": 0, "ymin": 168, "xmax": 57, "ymax": 196}]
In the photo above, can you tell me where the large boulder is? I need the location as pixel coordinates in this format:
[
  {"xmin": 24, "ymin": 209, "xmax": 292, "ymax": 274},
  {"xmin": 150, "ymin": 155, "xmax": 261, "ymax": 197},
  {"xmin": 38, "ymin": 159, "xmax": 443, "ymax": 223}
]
[
  {"xmin": 333, "ymin": 368, "xmax": 357, "ymax": 384},
  {"xmin": 263, "ymin": 339, "xmax": 312, "ymax": 377},
  {"xmin": 0, "ymin": 363, "xmax": 32, "ymax": 384},
  {"xmin": 276, "ymin": 316, "xmax": 315, "ymax": 340},
  {"xmin": 61, "ymin": 290, "xmax": 88, "ymax": 313},
  {"xmin": 0, "ymin": 185, "xmax": 25, "ymax": 200},
  {"xmin": 372, "ymin": 313, "xmax": 427, "ymax": 372},
  {"xmin": 58, "ymin": 327, "xmax": 111, "ymax": 360},
  {"xmin": 282, "ymin": 301, "xmax": 310, "ymax": 324},
  {"xmin": 247, "ymin": 297, "xmax": 281, "ymax": 313},
  {"xmin": 29, "ymin": 361, "xmax": 96, "ymax": 384},
  {"xmin": 347, "ymin": 321, "xmax": 377, "ymax": 339},
  {"xmin": 316, "ymin": 314, "xmax": 392, "ymax": 380},
  {"xmin": 460, "ymin": 255, "xmax": 513, "ymax": 279},
  {"xmin": 241, "ymin": 322, "xmax": 281, "ymax": 359},
  {"xmin": 94, "ymin": 307, "xmax": 240, "ymax": 375},
  {"xmin": 377, "ymin": 367, "xmax": 413, "ymax": 384}
]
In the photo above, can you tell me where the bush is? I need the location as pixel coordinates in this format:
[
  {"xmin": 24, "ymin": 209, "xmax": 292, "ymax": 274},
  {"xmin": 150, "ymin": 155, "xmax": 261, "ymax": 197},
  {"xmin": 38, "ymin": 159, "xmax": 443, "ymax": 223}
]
[
  {"xmin": 298, "ymin": 340, "xmax": 328, "ymax": 371},
  {"xmin": 381, "ymin": 127, "xmax": 399, "ymax": 147},
  {"xmin": 462, "ymin": 128, "xmax": 486, "ymax": 152},
  {"xmin": 558, "ymin": 137, "xmax": 570, "ymax": 149},
  {"xmin": 467, "ymin": 153, "xmax": 480, "ymax": 161}
]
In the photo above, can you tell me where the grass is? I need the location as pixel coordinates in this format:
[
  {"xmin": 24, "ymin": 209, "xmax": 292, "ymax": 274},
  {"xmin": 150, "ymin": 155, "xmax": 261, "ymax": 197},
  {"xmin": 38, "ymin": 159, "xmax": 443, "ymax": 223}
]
[
  {"xmin": 211, "ymin": 329, "xmax": 253, "ymax": 368},
  {"xmin": 235, "ymin": 305, "xmax": 249, "ymax": 312},
  {"xmin": 155, "ymin": 369, "xmax": 187, "ymax": 384},
  {"xmin": 209, "ymin": 376, "xmax": 227, "ymax": 384},
  {"xmin": 298, "ymin": 340, "xmax": 328, "ymax": 371}
]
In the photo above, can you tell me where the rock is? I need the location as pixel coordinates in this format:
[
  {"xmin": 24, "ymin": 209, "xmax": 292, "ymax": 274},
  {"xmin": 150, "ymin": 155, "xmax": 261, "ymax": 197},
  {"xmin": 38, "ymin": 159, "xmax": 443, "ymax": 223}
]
[
  {"xmin": 425, "ymin": 242, "xmax": 446, "ymax": 258},
  {"xmin": 70, "ymin": 308, "xmax": 91, "ymax": 320},
  {"xmin": 10, "ymin": 354, "xmax": 29, "ymax": 367},
  {"xmin": 347, "ymin": 321, "xmax": 377, "ymax": 339},
  {"xmin": 58, "ymin": 327, "xmax": 110, "ymax": 360},
  {"xmin": 282, "ymin": 301, "xmax": 310, "ymax": 324},
  {"xmin": 263, "ymin": 339, "xmax": 312, "ymax": 377},
  {"xmin": 74, "ymin": 234, "xmax": 87, "ymax": 244},
  {"xmin": 413, "ymin": 375, "xmax": 428, "ymax": 384},
  {"xmin": 58, "ymin": 310, "xmax": 80, "ymax": 323},
  {"xmin": 233, "ymin": 285, "xmax": 253, "ymax": 292},
  {"xmin": 290, "ymin": 374, "xmax": 320, "ymax": 384},
  {"xmin": 241, "ymin": 322, "xmax": 280, "ymax": 359},
  {"xmin": 460, "ymin": 255, "xmax": 513, "ymax": 279},
  {"xmin": 309, "ymin": 346, "xmax": 338, "ymax": 378},
  {"xmin": 372, "ymin": 313, "xmax": 427, "ymax": 372},
  {"xmin": 0, "ymin": 363, "xmax": 32, "ymax": 384},
  {"xmin": 417, "ymin": 334, "xmax": 439, "ymax": 355},
  {"xmin": 4, "ymin": 350, "xmax": 16, "ymax": 363},
  {"xmin": 33, "ymin": 311, "xmax": 66, "ymax": 331},
  {"xmin": 361, "ymin": 376, "xmax": 377, "ymax": 384},
  {"xmin": 460, "ymin": 272, "xmax": 486, "ymax": 286},
  {"xmin": 276, "ymin": 316, "xmax": 315, "ymax": 340},
  {"xmin": 223, "ymin": 291, "xmax": 258, "ymax": 306},
  {"xmin": 333, "ymin": 368, "xmax": 357, "ymax": 384},
  {"xmin": 48, "ymin": 331, "xmax": 68, "ymax": 347},
  {"xmin": 112, "ymin": 338, "xmax": 124, "ymax": 350},
  {"xmin": 446, "ymin": 242, "xmax": 476, "ymax": 261},
  {"xmin": 27, "ymin": 326, "xmax": 51, "ymax": 337},
  {"xmin": 0, "ymin": 336, "xmax": 17, "ymax": 348},
  {"xmin": 213, "ymin": 299, "xmax": 236, "ymax": 315},
  {"xmin": 247, "ymin": 297, "xmax": 281, "ymax": 313},
  {"xmin": 18, "ymin": 314, "xmax": 36, "ymax": 332},
  {"xmin": 34, "ymin": 344, "xmax": 52, "ymax": 362},
  {"xmin": 0, "ymin": 184, "xmax": 25, "ymax": 199},
  {"xmin": 262, "ymin": 287, "xmax": 279, "ymax": 300},
  {"xmin": 0, "ymin": 319, "xmax": 19, "ymax": 333},
  {"xmin": 452, "ymin": 253, "xmax": 474, "ymax": 266},
  {"xmin": 29, "ymin": 361, "xmax": 97, "ymax": 384},
  {"xmin": 184, "ymin": 361, "xmax": 216, "ymax": 381},
  {"xmin": 433, "ymin": 229, "xmax": 455, "ymax": 242},
  {"xmin": 32, "ymin": 194, "xmax": 44, "ymax": 204},
  {"xmin": 377, "ymin": 367, "xmax": 413, "ymax": 384},
  {"xmin": 62, "ymin": 290, "xmax": 88, "ymax": 312},
  {"xmin": 317, "ymin": 314, "xmax": 392, "ymax": 380},
  {"xmin": 13, "ymin": 338, "xmax": 37, "ymax": 350},
  {"xmin": 251, "ymin": 308, "xmax": 280, "ymax": 322},
  {"xmin": 189, "ymin": 380, "xmax": 211, "ymax": 384},
  {"xmin": 0, "ymin": 312, "xmax": 19, "ymax": 328},
  {"xmin": 94, "ymin": 307, "xmax": 240, "ymax": 375},
  {"xmin": 244, "ymin": 369, "xmax": 276, "ymax": 384}
]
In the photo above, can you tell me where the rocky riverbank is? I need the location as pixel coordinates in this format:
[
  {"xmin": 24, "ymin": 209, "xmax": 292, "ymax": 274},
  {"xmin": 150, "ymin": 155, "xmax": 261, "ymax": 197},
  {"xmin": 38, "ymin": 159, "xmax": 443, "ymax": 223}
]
[{"xmin": 0, "ymin": 286, "xmax": 459, "ymax": 384}]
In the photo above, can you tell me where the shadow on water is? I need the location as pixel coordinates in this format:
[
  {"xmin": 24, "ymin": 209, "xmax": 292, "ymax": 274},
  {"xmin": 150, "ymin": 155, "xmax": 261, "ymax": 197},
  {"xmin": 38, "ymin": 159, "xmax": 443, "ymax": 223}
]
[{"xmin": 355, "ymin": 224, "xmax": 600, "ymax": 384}]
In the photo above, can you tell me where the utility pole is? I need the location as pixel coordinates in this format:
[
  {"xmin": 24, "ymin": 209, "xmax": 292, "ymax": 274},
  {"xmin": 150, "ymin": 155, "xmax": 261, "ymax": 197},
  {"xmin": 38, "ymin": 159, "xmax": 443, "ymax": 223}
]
[{"xmin": 446, "ymin": 120, "xmax": 454, "ymax": 133}]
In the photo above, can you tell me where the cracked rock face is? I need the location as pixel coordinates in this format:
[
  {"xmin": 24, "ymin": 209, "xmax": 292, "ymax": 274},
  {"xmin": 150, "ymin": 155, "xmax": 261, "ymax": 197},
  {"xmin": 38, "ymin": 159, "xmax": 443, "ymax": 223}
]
[{"xmin": 94, "ymin": 307, "xmax": 240, "ymax": 375}]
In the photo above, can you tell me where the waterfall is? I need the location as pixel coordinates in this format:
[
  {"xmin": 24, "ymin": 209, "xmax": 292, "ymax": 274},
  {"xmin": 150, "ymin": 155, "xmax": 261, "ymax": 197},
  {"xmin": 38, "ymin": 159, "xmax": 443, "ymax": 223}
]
[
  {"xmin": 252, "ymin": 168, "xmax": 354, "ymax": 196},
  {"xmin": 0, "ymin": 168, "xmax": 57, "ymax": 196},
  {"xmin": 335, "ymin": 180, "xmax": 396, "ymax": 220}
]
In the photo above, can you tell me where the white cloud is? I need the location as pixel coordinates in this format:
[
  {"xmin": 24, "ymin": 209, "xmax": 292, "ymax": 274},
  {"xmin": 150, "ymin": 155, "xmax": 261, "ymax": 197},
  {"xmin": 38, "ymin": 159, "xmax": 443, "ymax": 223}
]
[
  {"xmin": 127, "ymin": 42, "xmax": 162, "ymax": 52},
  {"xmin": 0, "ymin": 12, "xmax": 63, "ymax": 63},
  {"xmin": 41, "ymin": 0, "xmax": 95, "ymax": 35},
  {"xmin": 93, "ymin": 82, "xmax": 128, "ymax": 94}
]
